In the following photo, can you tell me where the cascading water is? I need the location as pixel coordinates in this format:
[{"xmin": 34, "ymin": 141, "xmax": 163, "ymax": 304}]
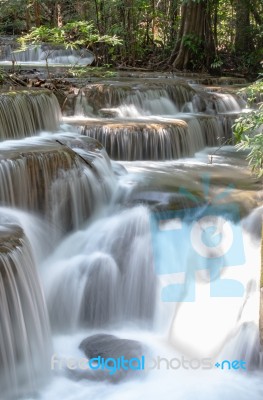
[
  {"xmin": 0, "ymin": 90, "xmax": 61, "ymax": 139},
  {"xmin": 0, "ymin": 134, "xmax": 116, "ymax": 236},
  {"xmin": 0, "ymin": 75, "xmax": 262, "ymax": 400},
  {"xmin": 43, "ymin": 206, "xmax": 156, "ymax": 332},
  {"xmin": 0, "ymin": 44, "xmax": 94, "ymax": 66},
  {"xmin": 190, "ymin": 89, "xmax": 247, "ymax": 140},
  {"xmin": 65, "ymin": 79, "xmax": 243, "ymax": 161},
  {"xmin": 81, "ymin": 119, "xmax": 194, "ymax": 161},
  {"xmin": 36, "ymin": 150, "xmax": 262, "ymax": 399},
  {"xmin": 73, "ymin": 80, "xmax": 195, "ymax": 116},
  {"xmin": 211, "ymin": 92, "xmax": 244, "ymax": 113},
  {"xmin": 76, "ymin": 112, "xmax": 225, "ymax": 161},
  {"xmin": 0, "ymin": 209, "xmax": 52, "ymax": 399}
]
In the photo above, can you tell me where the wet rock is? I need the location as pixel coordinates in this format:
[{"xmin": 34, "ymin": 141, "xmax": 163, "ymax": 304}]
[
  {"xmin": 99, "ymin": 108, "xmax": 119, "ymax": 117},
  {"xmin": 68, "ymin": 334, "xmax": 145, "ymax": 383},
  {"xmin": 79, "ymin": 334, "xmax": 143, "ymax": 360}
]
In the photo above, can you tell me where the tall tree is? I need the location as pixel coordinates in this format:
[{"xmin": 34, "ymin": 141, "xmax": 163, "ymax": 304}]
[
  {"xmin": 235, "ymin": 0, "xmax": 252, "ymax": 54},
  {"xmin": 169, "ymin": 0, "xmax": 215, "ymax": 70}
]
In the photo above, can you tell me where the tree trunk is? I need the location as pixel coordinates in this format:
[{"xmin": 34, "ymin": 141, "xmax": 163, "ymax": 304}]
[
  {"xmin": 57, "ymin": 3, "xmax": 63, "ymax": 27},
  {"xmin": 235, "ymin": 0, "xmax": 252, "ymax": 54},
  {"xmin": 169, "ymin": 0, "xmax": 215, "ymax": 70},
  {"xmin": 25, "ymin": 3, "xmax": 31, "ymax": 31},
  {"xmin": 169, "ymin": 0, "xmax": 178, "ymax": 46},
  {"xmin": 34, "ymin": 1, "xmax": 41, "ymax": 27}
]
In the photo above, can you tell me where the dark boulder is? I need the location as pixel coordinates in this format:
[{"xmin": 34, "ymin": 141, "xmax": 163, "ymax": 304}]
[{"xmin": 68, "ymin": 333, "xmax": 146, "ymax": 383}]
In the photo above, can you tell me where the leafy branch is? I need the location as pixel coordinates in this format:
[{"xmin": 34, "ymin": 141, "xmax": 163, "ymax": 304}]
[
  {"xmin": 17, "ymin": 21, "xmax": 123, "ymax": 75},
  {"xmin": 233, "ymin": 103, "xmax": 263, "ymax": 177}
]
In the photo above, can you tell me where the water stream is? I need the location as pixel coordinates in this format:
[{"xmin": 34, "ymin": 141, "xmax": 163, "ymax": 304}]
[
  {"xmin": 0, "ymin": 74, "xmax": 262, "ymax": 400},
  {"xmin": 0, "ymin": 43, "xmax": 94, "ymax": 66}
]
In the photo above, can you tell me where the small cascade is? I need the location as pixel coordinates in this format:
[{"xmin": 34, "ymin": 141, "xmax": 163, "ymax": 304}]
[
  {"xmin": 197, "ymin": 114, "xmax": 225, "ymax": 145},
  {"xmin": 0, "ymin": 90, "xmax": 61, "ymax": 139},
  {"xmin": 218, "ymin": 112, "xmax": 241, "ymax": 141},
  {"xmin": 112, "ymin": 92, "xmax": 179, "ymax": 117},
  {"xmin": 211, "ymin": 92, "xmax": 245, "ymax": 113},
  {"xmin": 0, "ymin": 135, "xmax": 116, "ymax": 234},
  {"xmin": 6, "ymin": 44, "xmax": 42, "ymax": 62},
  {"xmin": 43, "ymin": 206, "xmax": 156, "ymax": 332},
  {"xmin": 175, "ymin": 113, "xmax": 225, "ymax": 146},
  {"xmin": 82, "ymin": 119, "xmax": 193, "ymax": 160},
  {"xmin": 0, "ymin": 43, "xmax": 13, "ymax": 60},
  {"xmin": 80, "ymin": 113, "xmax": 222, "ymax": 161},
  {"xmin": 0, "ymin": 211, "xmax": 51, "ymax": 398},
  {"xmin": 190, "ymin": 90, "xmax": 245, "ymax": 113},
  {"xmin": 0, "ymin": 44, "xmax": 94, "ymax": 65},
  {"xmin": 187, "ymin": 90, "xmax": 246, "ymax": 138},
  {"xmin": 49, "ymin": 151, "xmax": 115, "ymax": 234},
  {"xmin": 74, "ymin": 80, "xmax": 195, "ymax": 116},
  {"xmin": 68, "ymin": 79, "xmax": 245, "ymax": 158}
]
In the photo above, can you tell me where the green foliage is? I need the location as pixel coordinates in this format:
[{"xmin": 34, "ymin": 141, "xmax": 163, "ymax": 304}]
[
  {"xmin": 19, "ymin": 26, "xmax": 62, "ymax": 48},
  {"xmin": 0, "ymin": 0, "xmax": 262, "ymax": 71},
  {"xmin": 210, "ymin": 56, "xmax": 223, "ymax": 69},
  {"xmin": 0, "ymin": 0, "xmax": 27, "ymax": 34},
  {"xmin": 18, "ymin": 22, "xmax": 122, "ymax": 50},
  {"xmin": 236, "ymin": 49, "xmax": 263, "ymax": 74},
  {"xmin": 181, "ymin": 33, "xmax": 204, "ymax": 68},
  {"xmin": 237, "ymin": 78, "xmax": 263, "ymax": 106},
  {"xmin": 182, "ymin": 33, "xmax": 202, "ymax": 54},
  {"xmin": 17, "ymin": 21, "xmax": 122, "ymax": 70},
  {"xmin": 233, "ymin": 103, "xmax": 263, "ymax": 177}
]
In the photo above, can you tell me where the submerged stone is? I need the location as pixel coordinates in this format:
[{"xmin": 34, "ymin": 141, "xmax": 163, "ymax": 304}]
[
  {"xmin": 79, "ymin": 334, "xmax": 143, "ymax": 360},
  {"xmin": 68, "ymin": 334, "xmax": 145, "ymax": 382}
]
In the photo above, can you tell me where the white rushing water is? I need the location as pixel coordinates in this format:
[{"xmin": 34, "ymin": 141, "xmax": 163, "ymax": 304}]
[
  {"xmin": 35, "ymin": 199, "xmax": 262, "ymax": 400},
  {"xmin": 0, "ymin": 44, "xmax": 94, "ymax": 66},
  {"xmin": 0, "ymin": 209, "xmax": 52, "ymax": 399},
  {"xmin": 0, "ymin": 80, "xmax": 262, "ymax": 400},
  {"xmin": 37, "ymin": 148, "xmax": 262, "ymax": 399}
]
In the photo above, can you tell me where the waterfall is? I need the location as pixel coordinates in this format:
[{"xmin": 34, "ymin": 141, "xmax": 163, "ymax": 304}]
[
  {"xmin": 73, "ymin": 80, "xmax": 246, "ymax": 119},
  {"xmin": 0, "ymin": 73, "xmax": 261, "ymax": 399},
  {"xmin": 43, "ymin": 206, "xmax": 156, "ymax": 332},
  {"xmin": 218, "ymin": 112, "xmax": 241, "ymax": 141},
  {"xmin": 49, "ymin": 152, "xmax": 116, "ymax": 234},
  {"xmin": 74, "ymin": 80, "xmax": 196, "ymax": 116},
  {"xmin": 0, "ymin": 135, "xmax": 116, "ymax": 235},
  {"xmin": 197, "ymin": 114, "xmax": 225, "ymax": 145},
  {"xmin": 190, "ymin": 88, "xmax": 246, "ymax": 114},
  {"xmin": 39, "ymin": 160, "xmax": 262, "ymax": 398},
  {"xmin": 80, "ymin": 114, "xmax": 223, "ymax": 161},
  {"xmin": 81, "ymin": 119, "xmax": 196, "ymax": 161},
  {"xmin": 0, "ymin": 90, "xmax": 61, "ymax": 139},
  {"xmin": 211, "ymin": 92, "xmax": 245, "ymax": 113},
  {"xmin": 0, "ymin": 210, "xmax": 51, "ymax": 399},
  {"xmin": 66, "ymin": 78, "xmax": 244, "ymax": 161},
  {"xmin": 0, "ymin": 44, "xmax": 94, "ymax": 65}
]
